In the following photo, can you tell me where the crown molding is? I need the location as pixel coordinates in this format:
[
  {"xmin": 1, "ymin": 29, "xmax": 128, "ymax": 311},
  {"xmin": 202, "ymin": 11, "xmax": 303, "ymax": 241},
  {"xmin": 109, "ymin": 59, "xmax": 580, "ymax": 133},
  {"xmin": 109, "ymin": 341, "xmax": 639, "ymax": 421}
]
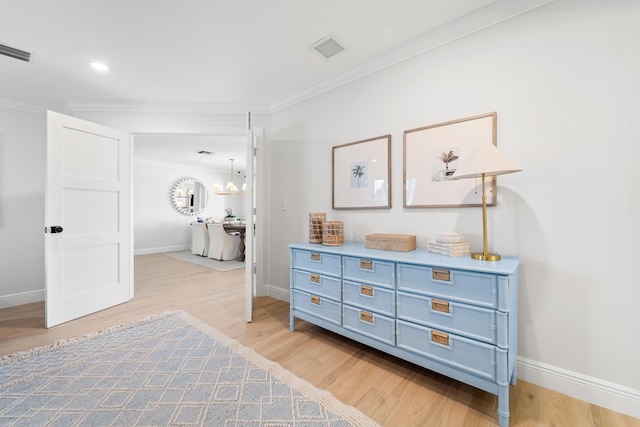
[
  {"xmin": 269, "ymin": 0, "xmax": 556, "ymax": 113},
  {"xmin": 65, "ymin": 101, "xmax": 270, "ymax": 115},
  {"xmin": 0, "ymin": 98, "xmax": 49, "ymax": 115},
  {"xmin": 4, "ymin": 0, "xmax": 555, "ymax": 117}
]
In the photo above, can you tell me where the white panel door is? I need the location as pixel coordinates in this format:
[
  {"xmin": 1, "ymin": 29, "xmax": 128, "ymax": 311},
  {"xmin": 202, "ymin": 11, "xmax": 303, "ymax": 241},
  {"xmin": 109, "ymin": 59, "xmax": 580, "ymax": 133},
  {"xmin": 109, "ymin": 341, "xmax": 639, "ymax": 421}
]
[{"xmin": 45, "ymin": 111, "xmax": 132, "ymax": 328}]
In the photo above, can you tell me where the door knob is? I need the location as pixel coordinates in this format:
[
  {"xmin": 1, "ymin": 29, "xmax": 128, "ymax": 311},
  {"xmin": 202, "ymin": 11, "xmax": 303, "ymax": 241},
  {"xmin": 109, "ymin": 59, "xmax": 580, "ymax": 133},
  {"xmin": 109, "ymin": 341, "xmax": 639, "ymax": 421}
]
[{"xmin": 50, "ymin": 226, "xmax": 64, "ymax": 233}]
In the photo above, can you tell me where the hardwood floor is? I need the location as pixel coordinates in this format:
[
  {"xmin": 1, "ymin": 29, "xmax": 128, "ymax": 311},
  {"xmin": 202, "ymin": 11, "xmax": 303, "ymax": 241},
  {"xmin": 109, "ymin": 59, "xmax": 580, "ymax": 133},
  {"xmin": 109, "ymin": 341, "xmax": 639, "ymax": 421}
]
[{"xmin": 1, "ymin": 253, "xmax": 638, "ymax": 427}]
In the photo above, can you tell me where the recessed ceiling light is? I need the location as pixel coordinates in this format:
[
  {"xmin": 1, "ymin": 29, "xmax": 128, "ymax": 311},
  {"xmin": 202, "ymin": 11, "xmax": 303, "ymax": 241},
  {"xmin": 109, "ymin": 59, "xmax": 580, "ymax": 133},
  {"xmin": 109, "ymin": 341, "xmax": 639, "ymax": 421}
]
[{"xmin": 90, "ymin": 62, "xmax": 109, "ymax": 72}]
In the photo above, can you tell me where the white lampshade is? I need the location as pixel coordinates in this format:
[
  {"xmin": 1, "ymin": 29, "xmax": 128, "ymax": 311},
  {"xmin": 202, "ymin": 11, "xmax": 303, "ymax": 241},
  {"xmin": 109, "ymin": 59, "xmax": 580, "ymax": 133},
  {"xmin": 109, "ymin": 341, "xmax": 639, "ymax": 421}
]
[
  {"xmin": 451, "ymin": 144, "xmax": 522, "ymax": 180},
  {"xmin": 449, "ymin": 143, "xmax": 522, "ymax": 261}
]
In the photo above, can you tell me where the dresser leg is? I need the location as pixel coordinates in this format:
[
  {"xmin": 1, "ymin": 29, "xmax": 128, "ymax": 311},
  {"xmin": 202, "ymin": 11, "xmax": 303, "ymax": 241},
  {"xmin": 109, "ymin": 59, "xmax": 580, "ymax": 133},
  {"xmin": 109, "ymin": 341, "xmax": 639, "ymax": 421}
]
[
  {"xmin": 498, "ymin": 385, "xmax": 510, "ymax": 427},
  {"xmin": 290, "ymin": 311, "xmax": 295, "ymax": 332},
  {"xmin": 497, "ymin": 347, "xmax": 510, "ymax": 426}
]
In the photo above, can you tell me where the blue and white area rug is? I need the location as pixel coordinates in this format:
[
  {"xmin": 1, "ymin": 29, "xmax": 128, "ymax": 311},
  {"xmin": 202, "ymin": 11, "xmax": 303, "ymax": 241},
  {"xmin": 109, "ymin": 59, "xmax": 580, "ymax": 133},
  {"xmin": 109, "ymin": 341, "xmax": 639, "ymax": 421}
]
[{"xmin": 0, "ymin": 311, "xmax": 380, "ymax": 427}]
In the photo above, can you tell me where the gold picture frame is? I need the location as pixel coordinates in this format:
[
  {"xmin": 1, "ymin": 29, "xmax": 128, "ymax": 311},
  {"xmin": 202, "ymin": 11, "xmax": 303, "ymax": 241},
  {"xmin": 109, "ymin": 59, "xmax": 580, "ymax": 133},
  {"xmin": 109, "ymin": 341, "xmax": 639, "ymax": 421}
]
[
  {"xmin": 332, "ymin": 135, "xmax": 391, "ymax": 210},
  {"xmin": 403, "ymin": 112, "xmax": 497, "ymax": 208}
]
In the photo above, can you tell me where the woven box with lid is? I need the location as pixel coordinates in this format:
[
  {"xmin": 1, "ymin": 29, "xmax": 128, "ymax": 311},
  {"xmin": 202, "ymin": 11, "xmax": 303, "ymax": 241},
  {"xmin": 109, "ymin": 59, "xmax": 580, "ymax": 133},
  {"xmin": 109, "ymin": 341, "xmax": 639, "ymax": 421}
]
[{"xmin": 365, "ymin": 233, "xmax": 416, "ymax": 252}]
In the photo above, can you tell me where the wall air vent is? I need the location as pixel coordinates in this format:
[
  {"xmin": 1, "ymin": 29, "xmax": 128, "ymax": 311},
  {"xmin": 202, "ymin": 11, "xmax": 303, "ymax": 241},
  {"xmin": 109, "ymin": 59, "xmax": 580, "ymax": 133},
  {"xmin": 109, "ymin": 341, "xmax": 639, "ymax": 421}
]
[
  {"xmin": 0, "ymin": 43, "xmax": 32, "ymax": 62},
  {"xmin": 309, "ymin": 35, "xmax": 345, "ymax": 60}
]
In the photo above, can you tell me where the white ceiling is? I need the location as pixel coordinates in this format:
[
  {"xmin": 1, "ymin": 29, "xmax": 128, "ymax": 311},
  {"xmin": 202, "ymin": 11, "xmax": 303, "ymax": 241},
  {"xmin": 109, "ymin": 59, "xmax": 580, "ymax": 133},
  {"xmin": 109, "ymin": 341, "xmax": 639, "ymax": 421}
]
[
  {"xmin": 0, "ymin": 0, "xmax": 551, "ymax": 169},
  {"xmin": 134, "ymin": 134, "xmax": 247, "ymax": 173}
]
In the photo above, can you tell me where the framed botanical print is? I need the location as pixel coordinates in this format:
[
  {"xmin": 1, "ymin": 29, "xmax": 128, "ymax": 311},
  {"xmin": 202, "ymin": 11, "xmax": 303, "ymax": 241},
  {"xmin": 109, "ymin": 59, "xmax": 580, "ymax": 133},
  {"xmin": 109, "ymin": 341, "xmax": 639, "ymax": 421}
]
[
  {"xmin": 404, "ymin": 112, "xmax": 497, "ymax": 208},
  {"xmin": 332, "ymin": 135, "xmax": 391, "ymax": 209}
]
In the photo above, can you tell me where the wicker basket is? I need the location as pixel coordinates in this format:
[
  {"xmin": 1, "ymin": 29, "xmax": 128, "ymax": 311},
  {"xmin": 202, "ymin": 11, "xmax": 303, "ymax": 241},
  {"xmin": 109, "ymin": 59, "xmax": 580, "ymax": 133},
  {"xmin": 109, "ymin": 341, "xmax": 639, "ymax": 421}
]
[
  {"xmin": 322, "ymin": 221, "xmax": 344, "ymax": 246},
  {"xmin": 308, "ymin": 213, "xmax": 326, "ymax": 243}
]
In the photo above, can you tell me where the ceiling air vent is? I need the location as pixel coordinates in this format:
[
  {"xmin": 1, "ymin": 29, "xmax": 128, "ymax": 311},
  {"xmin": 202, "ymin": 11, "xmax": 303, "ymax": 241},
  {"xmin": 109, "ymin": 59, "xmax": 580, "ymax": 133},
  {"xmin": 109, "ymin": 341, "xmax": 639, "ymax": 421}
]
[
  {"xmin": 0, "ymin": 43, "xmax": 32, "ymax": 62},
  {"xmin": 309, "ymin": 35, "xmax": 345, "ymax": 60}
]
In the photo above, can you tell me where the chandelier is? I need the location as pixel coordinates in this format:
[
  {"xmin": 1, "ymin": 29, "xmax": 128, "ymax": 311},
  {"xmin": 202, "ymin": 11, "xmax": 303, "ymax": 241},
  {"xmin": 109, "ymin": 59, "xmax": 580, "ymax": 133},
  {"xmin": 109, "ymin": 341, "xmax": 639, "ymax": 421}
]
[{"xmin": 214, "ymin": 159, "xmax": 245, "ymax": 196}]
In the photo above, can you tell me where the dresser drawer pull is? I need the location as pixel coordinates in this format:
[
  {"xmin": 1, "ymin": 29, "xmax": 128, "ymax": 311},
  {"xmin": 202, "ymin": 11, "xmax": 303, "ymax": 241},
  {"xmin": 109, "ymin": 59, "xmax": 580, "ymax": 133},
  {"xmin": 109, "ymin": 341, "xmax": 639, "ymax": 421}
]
[
  {"xmin": 310, "ymin": 252, "xmax": 321, "ymax": 261},
  {"xmin": 310, "ymin": 295, "xmax": 321, "ymax": 305},
  {"xmin": 431, "ymin": 299, "xmax": 450, "ymax": 313},
  {"xmin": 432, "ymin": 268, "xmax": 451, "ymax": 281},
  {"xmin": 360, "ymin": 285, "xmax": 374, "ymax": 296},
  {"xmin": 360, "ymin": 259, "xmax": 373, "ymax": 270},
  {"xmin": 431, "ymin": 330, "xmax": 449, "ymax": 346},
  {"xmin": 360, "ymin": 311, "xmax": 373, "ymax": 323},
  {"xmin": 310, "ymin": 274, "xmax": 321, "ymax": 283}
]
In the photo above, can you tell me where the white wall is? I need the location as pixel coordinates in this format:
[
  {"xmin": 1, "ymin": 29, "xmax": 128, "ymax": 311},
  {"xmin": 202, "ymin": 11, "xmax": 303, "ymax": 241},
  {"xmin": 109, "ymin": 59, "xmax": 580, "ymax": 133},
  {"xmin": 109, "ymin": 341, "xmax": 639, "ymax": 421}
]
[
  {"xmin": 0, "ymin": 108, "xmax": 263, "ymax": 304},
  {"xmin": 133, "ymin": 157, "xmax": 245, "ymax": 254},
  {"xmin": 0, "ymin": 106, "xmax": 46, "ymax": 307},
  {"xmin": 268, "ymin": 0, "xmax": 639, "ymax": 416}
]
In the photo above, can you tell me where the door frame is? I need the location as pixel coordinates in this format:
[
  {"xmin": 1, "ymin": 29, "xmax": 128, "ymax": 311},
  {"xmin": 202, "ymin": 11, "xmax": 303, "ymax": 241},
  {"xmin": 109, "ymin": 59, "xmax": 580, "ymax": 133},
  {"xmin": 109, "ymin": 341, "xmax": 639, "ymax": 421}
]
[{"xmin": 128, "ymin": 124, "xmax": 266, "ymax": 306}]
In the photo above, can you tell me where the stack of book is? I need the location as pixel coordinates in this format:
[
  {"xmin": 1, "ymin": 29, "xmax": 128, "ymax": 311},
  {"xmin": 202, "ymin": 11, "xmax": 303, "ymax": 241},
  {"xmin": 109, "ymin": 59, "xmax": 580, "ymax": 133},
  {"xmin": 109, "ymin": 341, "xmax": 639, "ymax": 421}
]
[{"xmin": 428, "ymin": 232, "xmax": 470, "ymax": 257}]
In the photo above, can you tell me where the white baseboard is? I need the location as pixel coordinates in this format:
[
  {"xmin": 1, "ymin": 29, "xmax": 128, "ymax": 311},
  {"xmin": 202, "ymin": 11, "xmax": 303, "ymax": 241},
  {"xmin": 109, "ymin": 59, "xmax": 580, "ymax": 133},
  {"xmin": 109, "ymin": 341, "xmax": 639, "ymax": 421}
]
[
  {"xmin": 517, "ymin": 356, "xmax": 640, "ymax": 419},
  {"xmin": 134, "ymin": 245, "xmax": 190, "ymax": 256},
  {"xmin": 266, "ymin": 284, "xmax": 289, "ymax": 302},
  {"xmin": 0, "ymin": 289, "xmax": 45, "ymax": 309}
]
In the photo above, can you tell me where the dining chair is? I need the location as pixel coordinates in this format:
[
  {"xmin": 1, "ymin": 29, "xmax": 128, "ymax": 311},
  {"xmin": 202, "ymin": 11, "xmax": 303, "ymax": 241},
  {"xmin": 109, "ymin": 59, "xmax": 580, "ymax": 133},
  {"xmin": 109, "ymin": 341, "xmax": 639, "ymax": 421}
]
[
  {"xmin": 206, "ymin": 223, "xmax": 240, "ymax": 261},
  {"xmin": 190, "ymin": 222, "xmax": 209, "ymax": 257}
]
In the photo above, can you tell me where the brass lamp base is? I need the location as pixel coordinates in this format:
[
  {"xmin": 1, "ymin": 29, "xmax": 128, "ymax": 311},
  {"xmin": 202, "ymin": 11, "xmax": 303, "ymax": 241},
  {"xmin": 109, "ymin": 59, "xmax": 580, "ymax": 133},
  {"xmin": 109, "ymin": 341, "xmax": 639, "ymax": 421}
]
[{"xmin": 471, "ymin": 252, "xmax": 501, "ymax": 261}]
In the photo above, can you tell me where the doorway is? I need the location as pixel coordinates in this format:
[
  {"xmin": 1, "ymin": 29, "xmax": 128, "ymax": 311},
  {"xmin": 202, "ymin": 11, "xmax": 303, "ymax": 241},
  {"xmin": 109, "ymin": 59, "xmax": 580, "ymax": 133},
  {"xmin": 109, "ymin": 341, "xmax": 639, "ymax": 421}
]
[{"xmin": 130, "ymin": 126, "xmax": 264, "ymax": 321}]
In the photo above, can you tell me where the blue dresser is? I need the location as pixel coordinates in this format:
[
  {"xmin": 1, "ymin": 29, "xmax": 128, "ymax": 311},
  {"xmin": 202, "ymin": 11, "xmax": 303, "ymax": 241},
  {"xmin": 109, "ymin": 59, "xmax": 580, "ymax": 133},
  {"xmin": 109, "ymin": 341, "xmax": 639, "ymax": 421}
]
[{"xmin": 289, "ymin": 242, "xmax": 519, "ymax": 427}]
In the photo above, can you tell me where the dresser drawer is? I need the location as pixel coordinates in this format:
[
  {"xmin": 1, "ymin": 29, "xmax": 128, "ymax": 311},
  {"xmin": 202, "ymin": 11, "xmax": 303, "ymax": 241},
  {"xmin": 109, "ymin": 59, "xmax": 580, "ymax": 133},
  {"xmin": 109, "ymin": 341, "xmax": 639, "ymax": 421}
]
[
  {"xmin": 397, "ymin": 291, "xmax": 498, "ymax": 345},
  {"xmin": 343, "ymin": 304, "xmax": 395, "ymax": 346},
  {"xmin": 397, "ymin": 263, "xmax": 498, "ymax": 308},
  {"xmin": 292, "ymin": 270, "xmax": 341, "ymax": 301},
  {"xmin": 343, "ymin": 280, "xmax": 395, "ymax": 317},
  {"xmin": 292, "ymin": 289, "xmax": 341, "ymax": 326},
  {"xmin": 397, "ymin": 320, "xmax": 498, "ymax": 381},
  {"xmin": 343, "ymin": 256, "xmax": 394, "ymax": 289},
  {"xmin": 292, "ymin": 249, "xmax": 341, "ymax": 277}
]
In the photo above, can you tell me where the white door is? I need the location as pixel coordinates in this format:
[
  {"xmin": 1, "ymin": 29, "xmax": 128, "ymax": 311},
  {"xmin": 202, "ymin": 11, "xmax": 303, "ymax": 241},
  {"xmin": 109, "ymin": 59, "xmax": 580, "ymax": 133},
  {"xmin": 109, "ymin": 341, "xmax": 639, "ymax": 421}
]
[
  {"xmin": 245, "ymin": 113, "xmax": 255, "ymax": 322},
  {"xmin": 45, "ymin": 111, "xmax": 132, "ymax": 328}
]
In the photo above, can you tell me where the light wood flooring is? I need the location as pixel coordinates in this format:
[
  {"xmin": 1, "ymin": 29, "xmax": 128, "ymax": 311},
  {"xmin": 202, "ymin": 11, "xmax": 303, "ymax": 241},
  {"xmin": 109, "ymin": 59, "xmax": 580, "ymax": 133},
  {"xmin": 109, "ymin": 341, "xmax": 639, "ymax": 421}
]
[{"xmin": 1, "ymin": 253, "xmax": 638, "ymax": 427}]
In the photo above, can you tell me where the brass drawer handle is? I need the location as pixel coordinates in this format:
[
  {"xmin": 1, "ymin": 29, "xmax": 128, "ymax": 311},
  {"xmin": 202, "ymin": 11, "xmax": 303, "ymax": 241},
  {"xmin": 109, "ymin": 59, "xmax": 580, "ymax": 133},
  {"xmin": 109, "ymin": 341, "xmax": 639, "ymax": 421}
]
[
  {"xmin": 310, "ymin": 295, "xmax": 321, "ymax": 305},
  {"xmin": 360, "ymin": 285, "xmax": 373, "ymax": 297},
  {"xmin": 360, "ymin": 259, "xmax": 373, "ymax": 270},
  {"xmin": 432, "ymin": 268, "xmax": 450, "ymax": 281},
  {"xmin": 360, "ymin": 311, "xmax": 373, "ymax": 323},
  {"xmin": 431, "ymin": 299, "xmax": 450, "ymax": 313},
  {"xmin": 310, "ymin": 274, "xmax": 321, "ymax": 283},
  {"xmin": 431, "ymin": 330, "xmax": 449, "ymax": 346},
  {"xmin": 310, "ymin": 252, "xmax": 321, "ymax": 261}
]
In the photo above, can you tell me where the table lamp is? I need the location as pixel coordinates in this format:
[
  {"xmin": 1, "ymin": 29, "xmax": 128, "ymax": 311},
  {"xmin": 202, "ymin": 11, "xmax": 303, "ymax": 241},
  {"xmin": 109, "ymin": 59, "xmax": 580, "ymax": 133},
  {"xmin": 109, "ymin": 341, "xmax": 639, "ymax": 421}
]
[{"xmin": 451, "ymin": 144, "xmax": 522, "ymax": 261}]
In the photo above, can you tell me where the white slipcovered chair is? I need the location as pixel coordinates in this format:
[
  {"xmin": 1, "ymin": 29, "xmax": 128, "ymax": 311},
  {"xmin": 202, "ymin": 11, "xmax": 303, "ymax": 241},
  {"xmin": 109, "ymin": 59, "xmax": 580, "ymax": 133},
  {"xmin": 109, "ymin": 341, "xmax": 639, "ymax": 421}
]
[
  {"xmin": 207, "ymin": 223, "xmax": 240, "ymax": 261},
  {"xmin": 190, "ymin": 223, "xmax": 210, "ymax": 256}
]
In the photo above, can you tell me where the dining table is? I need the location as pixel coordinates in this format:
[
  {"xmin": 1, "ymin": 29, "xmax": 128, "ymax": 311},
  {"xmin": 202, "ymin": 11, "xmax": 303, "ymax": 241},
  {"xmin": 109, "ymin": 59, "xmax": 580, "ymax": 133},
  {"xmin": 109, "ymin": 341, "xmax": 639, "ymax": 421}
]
[{"xmin": 223, "ymin": 223, "xmax": 247, "ymax": 261}]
